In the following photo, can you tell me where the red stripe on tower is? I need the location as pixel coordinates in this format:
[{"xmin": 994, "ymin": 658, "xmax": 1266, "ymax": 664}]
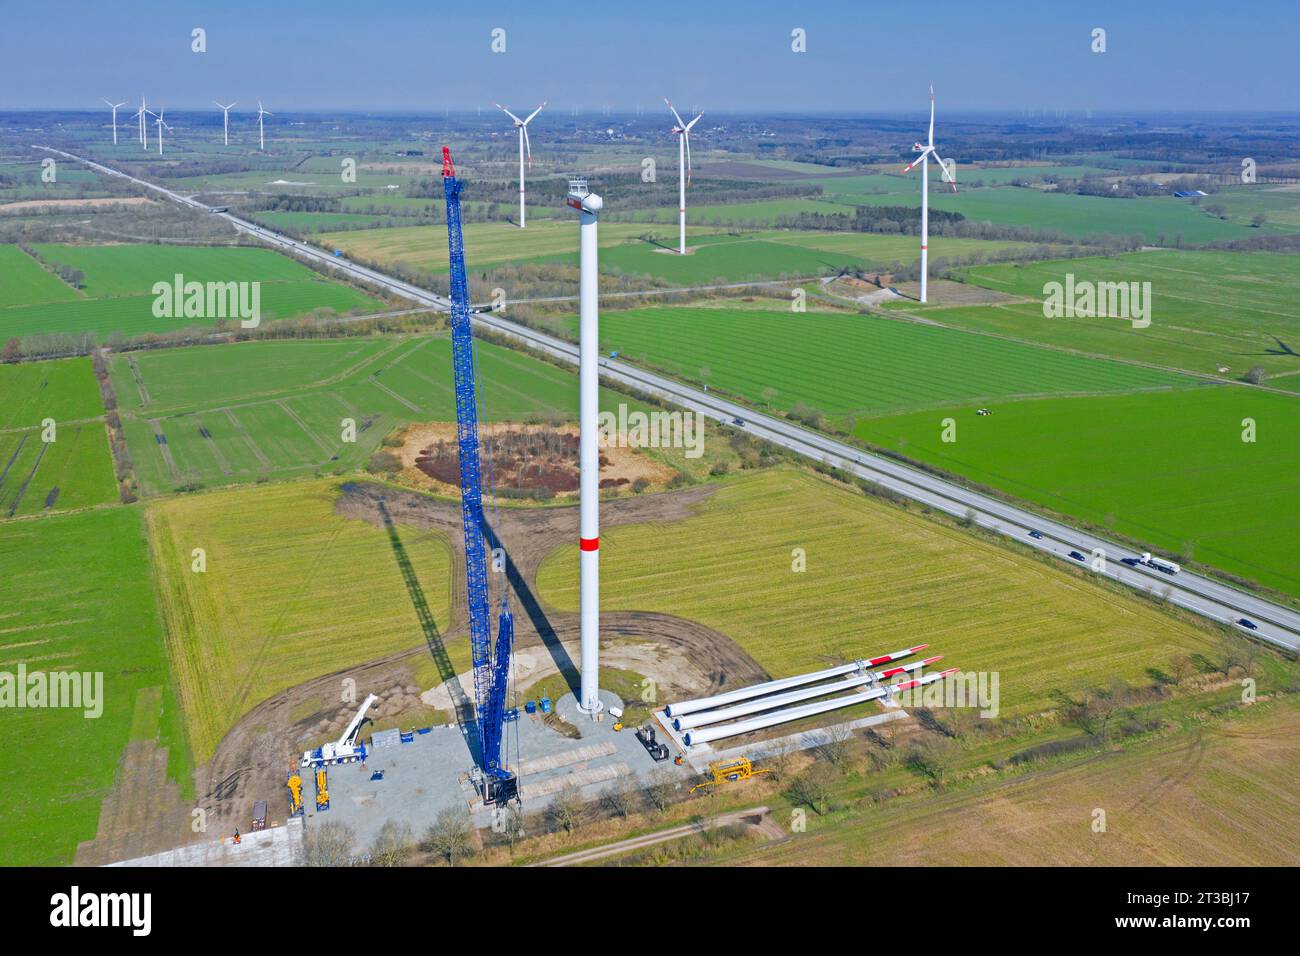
[{"xmin": 580, "ymin": 537, "xmax": 599, "ymax": 551}]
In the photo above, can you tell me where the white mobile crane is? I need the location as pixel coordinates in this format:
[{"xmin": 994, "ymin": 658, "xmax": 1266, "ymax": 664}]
[{"xmin": 301, "ymin": 694, "xmax": 379, "ymax": 768}]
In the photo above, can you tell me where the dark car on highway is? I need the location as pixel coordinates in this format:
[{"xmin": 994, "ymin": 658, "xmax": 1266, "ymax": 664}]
[
  {"xmin": 1028, "ymin": 530, "xmax": 1044, "ymax": 540},
  {"xmin": 1069, "ymin": 550, "xmax": 1085, "ymax": 562},
  {"xmin": 1237, "ymin": 618, "xmax": 1259, "ymax": 631}
]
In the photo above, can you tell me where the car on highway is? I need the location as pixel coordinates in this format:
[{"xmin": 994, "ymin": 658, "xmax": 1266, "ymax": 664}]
[
  {"xmin": 732, "ymin": 417, "xmax": 746, "ymax": 427},
  {"xmin": 1237, "ymin": 618, "xmax": 1259, "ymax": 631},
  {"xmin": 1069, "ymin": 550, "xmax": 1085, "ymax": 562},
  {"xmin": 1028, "ymin": 530, "xmax": 1044, "ymax": 540}
]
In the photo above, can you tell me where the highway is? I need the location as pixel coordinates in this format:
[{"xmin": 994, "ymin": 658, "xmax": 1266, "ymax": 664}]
[{"xmin": 40, "ymin": 146, "xmax": 1300, "ymax": 652}]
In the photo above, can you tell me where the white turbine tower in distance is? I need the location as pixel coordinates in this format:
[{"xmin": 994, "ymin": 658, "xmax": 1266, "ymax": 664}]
[
  {"xmin": 664, "ymin": 97, "xmax": 703, "ymax": 255},
  {"xmin": 102, "ymin": 99, "xmax": 127, "ymax": 145},
  {"xmin": 214, "ymin": 100, "xmax": 236, "ymax": 146},
  {"xmin": 256, "ymin": 100, "xmax": 272, "ymax": 151},
  {"xmin": 154, "ymin": 108, "xmax": 172, "ymax": 155},
  {"xmin": 495, "ymin": 101, "xmax": 546, "ymax": 228},
  {"xmin": 900, "ymin": 84, "xmax": 957, "ymax": 304},
  {"xmin": 133, "ymin": 95, "xmax": 155, "ymax": 150}
]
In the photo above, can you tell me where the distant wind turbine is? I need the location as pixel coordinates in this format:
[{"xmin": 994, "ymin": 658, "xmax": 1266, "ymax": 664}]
[
  {"xmin": 900, "ymin": 85, "xmax": 957, "ymax": 304},
  {"xmin": 133, "ymin": 95, "xmax": 156, "ymax": 151},
  {"xmin": 102, "ymin": 99, "xmax": 127, "ymax": 145},
  {"xmin": 256, "ymin": 100, "xmax": 272, "ymax": 151},
  {"xmin": 154, "ymin": 108, "xmax": 172, "ymax": 155},
  {"xmin": 664, "ymin": 98, "xmax": 703, "ymax": 255},
  {"xmin": 495, "ymin": 101, "xmax": 546, "ymax": 228},
  {"xmin": 214, "ymin": 100, "xmax": 236, "ymax": 146}
]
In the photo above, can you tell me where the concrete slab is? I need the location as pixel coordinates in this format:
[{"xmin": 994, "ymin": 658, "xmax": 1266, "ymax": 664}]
[
  {"xmin": 108, "ymin": 818, "xmax": 304, "ymax": 867},
  {"xmin": 311, "ymin": 688, "xmax": 694, "ymax": 853}
]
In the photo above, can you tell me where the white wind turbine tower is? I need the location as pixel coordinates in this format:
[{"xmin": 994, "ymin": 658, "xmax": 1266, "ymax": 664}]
[
  {"xmin": 494, "ymin": 102, "xmax": 546, "ymax": 227},
  {"xmin": 154, "ymin": 108, "xmax": 172, "ymax": 155},
  {"xmin": 102, "ymin": 99, "xmax": 127, "ymax": 145},
  {"xmin": 256, "ymin": 100, "xmax": 272, "ymax": 151},
  {"xmin": 900, "ymin": 84, "xmax": 957, "ymax": 304},
  {"xmin": 664, "ymin": 98, "xmax": 703, "ymax": 255},
  {"xmin": 133, "ymin": 95, "xmax": 155, "ymax": 150},
  {"xmin": 214, "ymin": 100, "xmax": 236, "ymax": 146}
]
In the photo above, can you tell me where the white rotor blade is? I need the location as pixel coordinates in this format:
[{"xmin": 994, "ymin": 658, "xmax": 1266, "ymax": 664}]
[
  {"xmin": 496, "ymin": 103, "xmax": 523, "ymax": 125},
  {"xmin": 664, "ymin": 96, "xmax": 686, "ymax": 130},
  {"xmin": 928, "ymin": 84, "xmax": 935, "ymax": 148},
  {"xmin": 523, "ymin": 124, "xmax": 532, "ymax": 167},
  {"xmin": 523, "ymin": 101, "xmax": 546, "ymax": 125},
  {"xmin": 684, "ymin": 130, "xmax": 693, "ymax": 181},
  {"xmin": 685, "ymin": 111, "xmax": 703, "ymax": 132},
  {"xmin": 901, "ymin": 146, "xmax": 934, "ymax": 174}
]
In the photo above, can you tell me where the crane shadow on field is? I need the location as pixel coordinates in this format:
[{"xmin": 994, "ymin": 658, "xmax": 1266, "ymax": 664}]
[
  {"xmin": 377, "ymin": 500, "xmax": 482, "ymax": 759},
  {"xmin": 481, "ymin": 517, "xmax": 581, "ymax": 699}
]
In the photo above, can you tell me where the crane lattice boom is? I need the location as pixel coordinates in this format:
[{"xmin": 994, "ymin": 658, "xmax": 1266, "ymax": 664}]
[{"xmin": 442, "ymin": 147, "xmax": 516, "ymax": 804}]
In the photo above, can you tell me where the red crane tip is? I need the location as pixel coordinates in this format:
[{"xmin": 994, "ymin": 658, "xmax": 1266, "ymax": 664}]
[{"xmin": 442, "ymin": 146, "xmax": 455, "ymax": 178}]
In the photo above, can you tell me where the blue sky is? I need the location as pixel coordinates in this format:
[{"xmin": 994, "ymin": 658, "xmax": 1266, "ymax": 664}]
[{"xmin": 1, "ymin": 0, "xmax": 1295, "ymax": 112}]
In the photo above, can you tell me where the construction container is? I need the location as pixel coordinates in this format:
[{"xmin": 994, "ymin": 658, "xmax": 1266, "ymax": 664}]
[
  {"xmin": 525, "ymin": 700, "xmax": 537, "ymax": 714},
  {"xmin": 251, "ymin": 800, "xmax": 267, "ymax": 831},
  {"xmin": 540, "ymin": 697, "xmax": 552, "ymax": 714}
]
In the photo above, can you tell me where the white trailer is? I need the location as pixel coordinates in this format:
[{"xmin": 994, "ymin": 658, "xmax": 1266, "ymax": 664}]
[
  {"xmin": 301, "ymin": 693, "xmax": 379, "ymax": 767},
  {"xmin": 1140, "ymin": 552, "xmax": 1181, "ymax": 575}
]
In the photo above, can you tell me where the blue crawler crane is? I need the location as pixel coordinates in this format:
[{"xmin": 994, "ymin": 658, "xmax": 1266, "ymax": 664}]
[{"xmin": 441, "ymin": 147, "xmax": 518, "ymax": 806}]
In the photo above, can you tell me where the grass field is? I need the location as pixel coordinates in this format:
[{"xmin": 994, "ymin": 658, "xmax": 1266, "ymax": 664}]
[
  {"xmin": 855, "ymin": 386, "xmax": 1300, "ymax": 597},
  {"xmin": 843, "ymin": 187, "xmax": 1272, "ymax": 244},
  {"xmin": 575, "ymin": 305, "xmax": 1191, "ymax": 422},
  {"xmin": 146, "ymin": 479, "xmax": 453, "ymax": 760},
  {"xmin": 0, "ymin": 357, "xmax": 117, "ymax": 517},
  {"xmin": 739, "ymin": 695, "xmax": 1300, "ymax": 866},
  {"xmin": 0, "ymin": 245, "xmax": 81, "ymax": 308},
  {"xmin": 0, "ymin": 243, "xmax": 383, "ymax": 341},
  {"xmin": 108, "ymin": 334, "xmax": 643, "ymax": 496},
  {"xmin": 316, "ymin": 219, "xmax": 696, "ymax": 275},
  {"xmin": 537, "ymin": 468, "xmax": 1218, "ymax": 715},
  {"xmin": 930, "ymin": 250, "xmax": 1300, "ymax": 384},
  {"xmin": 320, "ymin": 218, "xmax": 1045, "ymax": 285},
  {"xmin": 0, "ymin": 507, "xmax": 188, "ymax": 866}
]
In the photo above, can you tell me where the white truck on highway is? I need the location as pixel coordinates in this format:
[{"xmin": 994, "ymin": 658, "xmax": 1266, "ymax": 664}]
[{"xmin": 1140, "ymin": 552, "xmax": 1180, "ymax": 575}]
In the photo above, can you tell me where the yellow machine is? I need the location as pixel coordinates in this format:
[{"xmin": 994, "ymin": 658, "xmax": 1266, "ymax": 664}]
[
  {"xmin": 315, "ymin": 768, "xmax": 330, "ymax": 810},
  {"xmin": 689, "ymin": 756, "xmax": 770, "ymax": 793},
  {"xmin": 612, "ymin": 722, "xmax": 624, "ymax": 732},
  {"xmin": 287, "ymin": 769, "xmax": 304, "ymax": 817}
]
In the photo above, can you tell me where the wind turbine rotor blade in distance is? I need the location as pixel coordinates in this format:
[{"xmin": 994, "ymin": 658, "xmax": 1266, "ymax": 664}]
[
  {"xmin": 684, "ymin": 130, "xmax": 693, "ymax": 181},
  {"xmin": 523, "ymin": 124, "xmax": 532, "ymax": 168},
  {"xmin": 523, "ymin": 101, "xmax": 546, "ymax": 125},
  {"xmin": 901, "ymin": 147, "xmax": 933, "ymax": 174},
  {"xmin": 663, "ymin": 97, "xmax": 686, "ymax": 130},
  {"xmin": 928, "ymin": 84, "xmax": 935, "ymax": 147},
  {"xmin": 496, "ymin": 103, "xmax": 523, "ymax": 125},
  {"xmin": 685, "ymin": 111, "xmax": 703, "ymax": 132}
]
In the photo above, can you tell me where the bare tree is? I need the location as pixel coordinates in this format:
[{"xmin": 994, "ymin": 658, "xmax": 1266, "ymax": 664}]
[
  {"xmin": 643, "ymin": 767, "xmax": 677, "ymax": 814},
  {"xmin": 368, "ymin": 820, "xmax": 415, "ymax": 867},
  {"xmin": 547, "ymin": 783, "xmax": 586, "ymax": 834},
  {"xmin": 422, "ymin": 805, "xmax": 474, "ymax": 866},
  {"xmin": 298, "ymin": 821, "xmax": 356, "ymax": 867},
  {"xmin": 1169, "ymin": 653, "xmax": 1193, "ymax": 686},
  {"xmin": 816, "ymin": 722, "xmax": 855, "ymax": 770},
  {"xmin": 600, "ymin": 778, "xmax": 638, "ymax": 819},
  {"xmin": 785, "ymin": 763, "xmax": 834, "ymax": 815}
]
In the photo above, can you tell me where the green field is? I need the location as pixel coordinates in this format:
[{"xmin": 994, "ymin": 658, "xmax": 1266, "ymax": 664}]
[
  {"xmin": 0, "ymin": 357, "xmax": 117, "ymax": 516},
  {"xmin": 147, "ymin": 479, "xmax": 453, "ymax": 760},
  {"xmin": 576, "ymin": 305, "xmax": 1191, "ymax": 421},
  {"xmin": 0, "ymin": 243, "xmax": 384, "ymax": 341},
  {"xmin": 537, "ymin": 468, "xmax": 1217, "ymax": 715},
  {"xmin": 0, "ymin": 245, "xmax": 81, "ymax": 308},
  {"xmin": 931, "ymin": 250, "xmax": 1300, "ymax": 384},
  {"xmin": 109, "ymin": 334, "xmax": 643, "ymax": 496},
  {"xmin": 0, "ymin": 507, "xmax": 189, "ymax": 866},
  {"xmin": 855, "ymin": 387, "xmax": 1300, "ymax": 596},
  {"xmin": 840, "ymin": 187, "xmax": 1273, "ymax": 244}
]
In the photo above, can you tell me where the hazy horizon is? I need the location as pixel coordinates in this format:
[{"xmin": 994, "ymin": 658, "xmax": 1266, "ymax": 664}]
[{"xmin": 1, "ymin": 0, "xmax": 1295, "ymax": 113}]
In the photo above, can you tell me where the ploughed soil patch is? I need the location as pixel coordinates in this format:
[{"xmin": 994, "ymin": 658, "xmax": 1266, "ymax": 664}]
[{"xmin": 395, "ymin": 422, "xmax": 675, "ymax": 499}]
